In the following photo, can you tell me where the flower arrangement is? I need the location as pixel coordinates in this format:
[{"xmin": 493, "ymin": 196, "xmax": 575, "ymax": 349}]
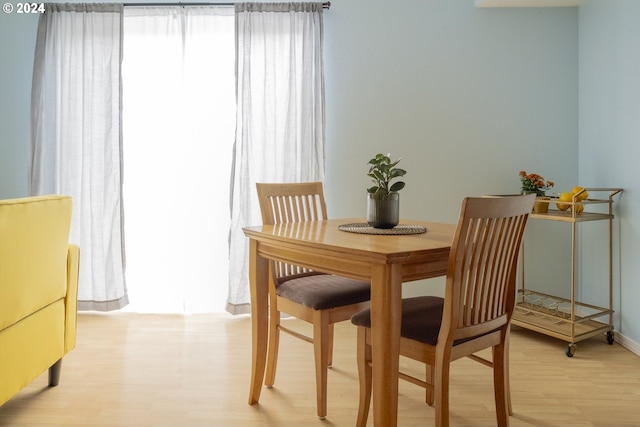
[{"xmin": 519, "ymin": 170, "xmax": 554, "ymax": 196}]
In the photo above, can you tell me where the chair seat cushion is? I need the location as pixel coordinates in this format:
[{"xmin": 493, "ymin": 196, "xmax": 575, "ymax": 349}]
[
  {"xmin": 277, "ymin": 274, "xmax": 370, "ymax": 310},
  {"xmin": 351, "ymin": 296, "xmax": 444, "ymax": 345}
]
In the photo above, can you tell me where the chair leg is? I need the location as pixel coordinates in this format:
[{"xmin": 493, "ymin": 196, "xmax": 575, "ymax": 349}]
[
  {"xmin": 48, "ymin": 359, "xmax": 62, "ymax": 386},
  {"xmin": 505, "ymin": 329, "xmax": 513, "ymax": 416},
  {"xmin": 327, "ymin": 323, "xmax": 334, "ymax": 368},
  {"xmin": 434, "ymin": 351, "xmax": 452, "ymax": 427},
  {"xmin": 265, "ymin": 307, "xmax": 280, "ymax": 387},
  {"xmin": 355, "ymin": 326, "xmax": 372, "ymax": 427},
  {"xmin": 425, "ymin": 364, "xmax": 435, "ymax": 406},
  {"xmin": 493, "ymin": 342, "xmax": 511, "ymax": 427},
  {"xmin": 313, "ymin": 311, "xmax": 330, "ymax": 420}
]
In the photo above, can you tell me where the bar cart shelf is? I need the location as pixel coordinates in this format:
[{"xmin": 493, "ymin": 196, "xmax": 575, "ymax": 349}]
[{"xmin": 512, "ymin": 188, "xmax": 622, "ymax": 357}]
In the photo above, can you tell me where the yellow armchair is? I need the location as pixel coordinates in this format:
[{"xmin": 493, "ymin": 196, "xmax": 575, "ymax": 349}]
[{"xmin": 0, "ymin": 195, "xmax": 79, "ymax": 406}]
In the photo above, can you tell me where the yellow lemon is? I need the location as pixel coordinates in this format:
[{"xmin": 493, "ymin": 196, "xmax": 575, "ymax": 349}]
[
  {"xmin": 572, "ymin": 186, "xmax": 589, "ymax": 201},
  {"xmin": 556, "ymin": 192, "xmax": 572, "ymax": 211},
  {"xmin": 572, "ymin": 203, "xmax": 584, "ymax": 214}
]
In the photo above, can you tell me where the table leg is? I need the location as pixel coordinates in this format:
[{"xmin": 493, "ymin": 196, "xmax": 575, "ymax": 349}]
[
  {"xmin": 248, "ymin": 239, "xmax": 269, "ymax": 405},
  {"xmin": 370, "ymin": 263, "xmax": 403, "ymax": 427}
]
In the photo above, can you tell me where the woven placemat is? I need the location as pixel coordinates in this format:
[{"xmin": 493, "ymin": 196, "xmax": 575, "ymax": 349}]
[{"xmin": 338, "ymin": 223, "xmax": 427, "ymax": 235}]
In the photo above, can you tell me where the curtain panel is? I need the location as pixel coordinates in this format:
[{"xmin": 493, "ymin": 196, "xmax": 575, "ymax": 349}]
[
  {"xmin": 30, "ymin": 3, "xmax": 128, "ymax": 311},
  {"xmin": 227, "ymin": 2, "xmax": 326, "ymax": 314}
]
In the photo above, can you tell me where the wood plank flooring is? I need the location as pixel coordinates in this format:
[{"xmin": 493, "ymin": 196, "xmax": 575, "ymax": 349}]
[{"xmin": 1, "ymin": 312, "xmax": 639, "ymax": 426}]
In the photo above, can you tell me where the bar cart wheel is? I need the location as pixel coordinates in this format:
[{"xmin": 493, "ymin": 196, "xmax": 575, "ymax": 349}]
[
  {"xmin": 607, "ymin": 331, "xmax": 615, "ymax": 345},
  {"xmin": 565, "ymin": 343, "xmax": 577, "ymax": 358}
]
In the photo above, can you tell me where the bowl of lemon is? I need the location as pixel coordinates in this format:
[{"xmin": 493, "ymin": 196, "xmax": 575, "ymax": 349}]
[{"xmin": 556, "ymin": 186, "xmax": 588, "ymax": 214}]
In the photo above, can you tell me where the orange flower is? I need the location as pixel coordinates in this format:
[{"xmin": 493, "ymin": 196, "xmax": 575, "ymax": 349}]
[{"xmin": 519, "ymin": 170, "xmax": 554, "ymax": 196}]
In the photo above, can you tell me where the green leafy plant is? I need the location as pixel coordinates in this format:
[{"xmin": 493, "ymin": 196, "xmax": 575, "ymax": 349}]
[{"xmin": 367, "ymin": 153, "xmax": 407, "ymax": 199}]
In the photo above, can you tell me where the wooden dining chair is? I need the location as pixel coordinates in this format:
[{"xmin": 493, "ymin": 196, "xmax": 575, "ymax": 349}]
[
  {"xmin": 255, "ymin": 182, "xmax": 371, "ymax": 420},
  {"xmin": 351, "ymin": 194, "xmax": 535, "ymax": 427}
]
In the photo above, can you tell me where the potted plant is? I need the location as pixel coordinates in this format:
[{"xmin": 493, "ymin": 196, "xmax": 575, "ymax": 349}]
[
  {"xmin": 367, "ymin": 153, "xmax": 407, "ymax": 228},
  {"xmin": 519, "ymin": 170, "xmax": 554, "ymax": 214}
]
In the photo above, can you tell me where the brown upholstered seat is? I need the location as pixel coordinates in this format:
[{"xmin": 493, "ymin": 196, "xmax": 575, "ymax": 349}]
[
  {"xmin": 351, "ymin": 296, "xmax": 497, "ymax": 346},
  {"xmin": 352, "ymin": 296, "xmax": 444, "ymax": 345},
  {"xmin": 256, "ymin": 182, "xmax": 370, "ymax": 420},
  {"xmin": 276, "ymin": 273, "xmax": 370, "ymax": 311},
  {"xmin": 351, "ymin": 194, "xmax": 535, "ymax": 427}
]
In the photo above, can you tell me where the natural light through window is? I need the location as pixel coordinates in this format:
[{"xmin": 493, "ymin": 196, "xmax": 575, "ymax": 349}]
[{"xmin": 121, "ymin": 7, "xmax": 235, "ymax": 313}]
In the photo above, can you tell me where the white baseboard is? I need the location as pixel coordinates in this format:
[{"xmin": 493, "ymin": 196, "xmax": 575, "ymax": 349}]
[{"xmin": 614, "ymin": 331, "xmax": 640, "ymax": 357}]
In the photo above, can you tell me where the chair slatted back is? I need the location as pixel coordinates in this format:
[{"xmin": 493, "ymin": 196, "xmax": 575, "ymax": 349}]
[
  {"xmin": 442, "ymin": 195, "xmax": 535, "ymax": 343},
  {"xmin": 256, "ymin": 182, "xmax": 328, "ymax": 279}
]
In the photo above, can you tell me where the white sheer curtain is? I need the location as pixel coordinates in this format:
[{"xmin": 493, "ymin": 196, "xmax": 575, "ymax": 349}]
[
  {"xmin": 227, "ymin": 3, "xmax": 326, "ymax": 314},
  {"xmin": 30, "ymin": 3, "xmax": 128, "ymax": 311},
  {"xmin": 121, "ymin": 6, "xmax": 235, "ymax": 313}
]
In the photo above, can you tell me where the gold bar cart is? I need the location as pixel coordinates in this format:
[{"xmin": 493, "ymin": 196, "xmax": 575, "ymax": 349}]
[{"xmin": 512, "ymin": 188, "xmax": 623, "ymax": 357}]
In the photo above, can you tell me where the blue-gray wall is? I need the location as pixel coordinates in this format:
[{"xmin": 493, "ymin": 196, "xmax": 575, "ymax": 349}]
[
  {"xmin": 0, "ymin": 12, "xmax": 37, "ymax": 198},
  {"xmin": 324, "ymin": 1, "xmax": 578, "ymax": 221},
  {"xmin": 578, "ymin": 0, "xmax": 640, "ymax": 352}
]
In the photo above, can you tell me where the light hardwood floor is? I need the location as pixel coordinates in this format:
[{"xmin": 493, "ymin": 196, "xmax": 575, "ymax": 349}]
[{"xmin": 1, "ymin": 312, "xmax": 639, "ymax": 426}]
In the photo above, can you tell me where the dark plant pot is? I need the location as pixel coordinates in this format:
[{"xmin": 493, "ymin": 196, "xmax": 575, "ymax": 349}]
[{"xmin": 367, "ymin": 192, "xmax": 399, "ymax": 229}]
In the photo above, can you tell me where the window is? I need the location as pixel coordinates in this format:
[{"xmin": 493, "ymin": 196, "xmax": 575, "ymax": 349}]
[{"xmin": 121, "ymin": 7, "xmax": 235, "ymax": 313}]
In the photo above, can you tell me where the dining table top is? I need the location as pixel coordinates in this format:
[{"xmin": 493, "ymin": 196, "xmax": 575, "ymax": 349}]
[{"xmin": 243, "ymin": 217, "xmax": 456, "ymax": 261}]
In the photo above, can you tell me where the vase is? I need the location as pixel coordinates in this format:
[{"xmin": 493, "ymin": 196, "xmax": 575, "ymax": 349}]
[
  {"xmin": 367, "ymin": 192, "xmax": 399, "ymax": 229},
  {"xmin": 533, "ymin": 196, "xmax": 550, "ymax": 214}
]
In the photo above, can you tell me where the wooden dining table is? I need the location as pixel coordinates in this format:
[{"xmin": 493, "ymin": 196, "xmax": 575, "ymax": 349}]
[{"xmin": 243, "ymin": 218, "xmax": 456, "ymax": 427}]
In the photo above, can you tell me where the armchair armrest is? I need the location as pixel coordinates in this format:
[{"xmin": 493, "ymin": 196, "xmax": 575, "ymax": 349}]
[{"xmin": 64, "ymin": 244, "xmax": 80, "ymax": 353}]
